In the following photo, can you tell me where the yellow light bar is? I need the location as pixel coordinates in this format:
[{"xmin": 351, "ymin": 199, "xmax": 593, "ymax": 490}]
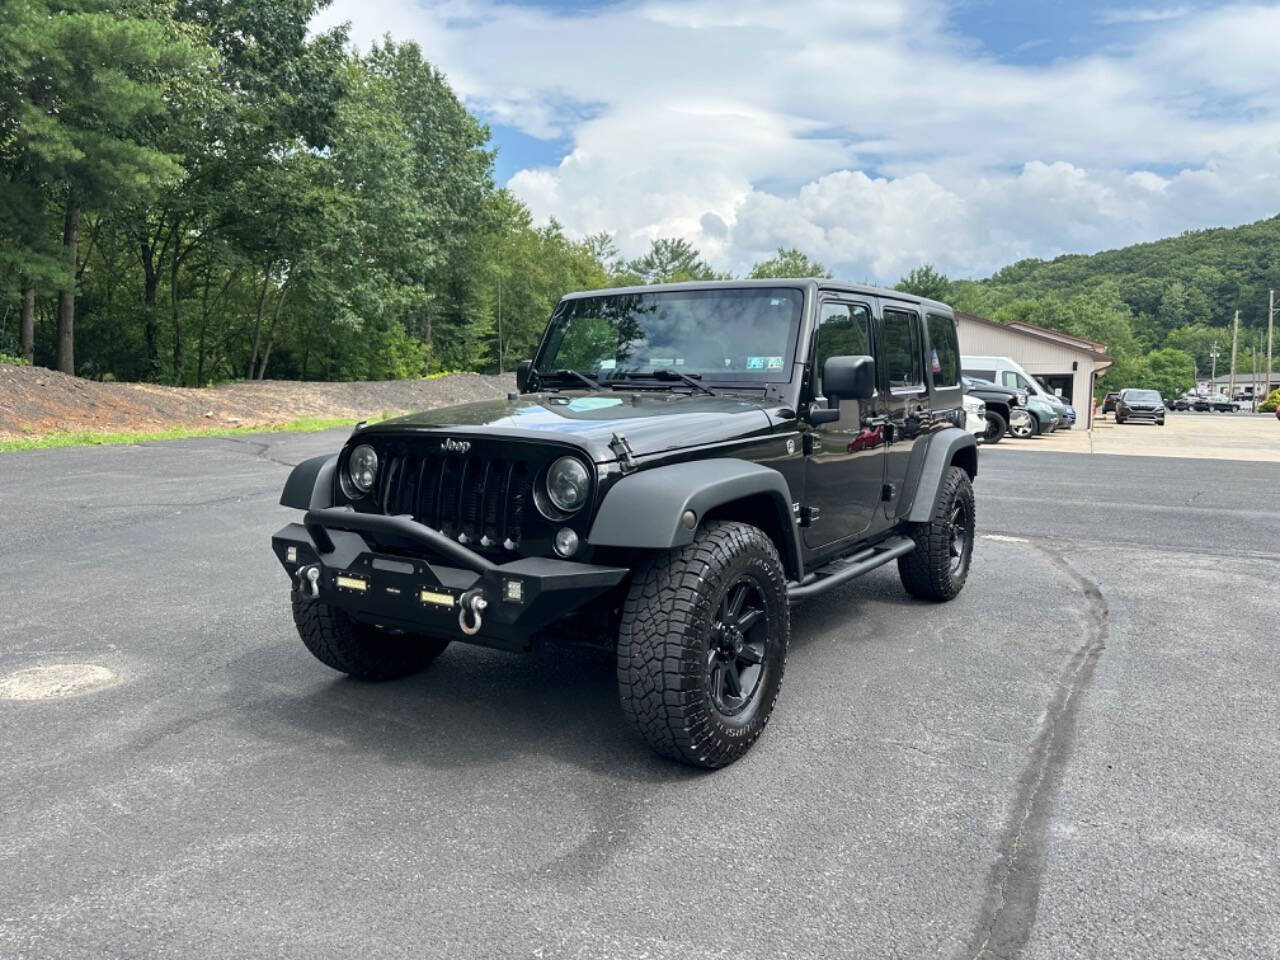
[
  {"xmin": 420, "ymin": 589, "xmax": 454, "ymax": 608},
  {"xmin": 336, "ymin": 575, "xmax": 368, "ymax": 592}
]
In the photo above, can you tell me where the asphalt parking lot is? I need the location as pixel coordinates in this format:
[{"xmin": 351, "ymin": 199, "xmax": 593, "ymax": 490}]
[
  {"xmin": 997, "ymin": 407, "xmax": 1280, "ymax": 461},
  {"xmin": 2, "ymin": 431, "xmax": 1278, "ymax": 959}
]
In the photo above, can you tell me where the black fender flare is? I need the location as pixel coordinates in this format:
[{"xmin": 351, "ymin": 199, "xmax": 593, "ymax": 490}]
[
  {"xmin": 280, "ymin": 454, "xmax": 338, "ymax": 510},
  {"xmin": 900, "ymin": 427, "xmax": 977, "ymax": 523},
  {"xmin": 588, "ymin": 459, "xmax": 803, "ymax": 578}
]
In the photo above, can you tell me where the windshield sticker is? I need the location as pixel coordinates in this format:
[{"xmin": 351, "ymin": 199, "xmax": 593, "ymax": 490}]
[
  {"xmin": 567, "ymin": 397, "xmax": 624, "ymax": 412},
  {"xmin": 747, "ymin": 356, "xmax": 765, "ymax": 370},
  {"xmin": 747, "ymin": 356, "xmax": 784, "ymax": 370}
]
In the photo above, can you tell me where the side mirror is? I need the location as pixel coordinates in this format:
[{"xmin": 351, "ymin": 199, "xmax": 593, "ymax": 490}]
[
  {"xmin": 823, "ymin": 355, "xmax": 876, "ymax": 401},
  {"xmin": 515, "ymin": 359, "xmax": 532, "ymax": 393}
]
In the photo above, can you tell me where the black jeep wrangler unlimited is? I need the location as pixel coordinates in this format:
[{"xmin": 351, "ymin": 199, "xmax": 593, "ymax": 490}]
[{"xmin": 273, "ymin": 280, "xmax": 977, "ymax": 767}]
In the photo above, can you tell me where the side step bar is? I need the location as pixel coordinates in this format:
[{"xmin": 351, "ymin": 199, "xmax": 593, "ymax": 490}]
[{"xmin": 787, "ymin": 535, "xmax": 916, "ymax": 601}]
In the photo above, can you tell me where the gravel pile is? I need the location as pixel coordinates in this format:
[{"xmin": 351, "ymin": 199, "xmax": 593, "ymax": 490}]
[{"xmin": 0, "ymin": 363, "xmax": 516, "ymax": 438}]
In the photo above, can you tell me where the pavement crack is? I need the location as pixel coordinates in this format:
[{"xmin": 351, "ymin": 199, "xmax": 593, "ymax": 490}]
[
  {"xmin": 213, "ymin": 435, "xmax": 299, "ymax": 469},
  {"xmin": 962, "ymin": 542, "xmax": 1108, "ymax": 960}
]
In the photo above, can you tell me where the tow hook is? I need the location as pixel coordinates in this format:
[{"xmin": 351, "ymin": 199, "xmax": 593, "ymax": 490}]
[
  {"xmin": 297, "ymin": 565, "xmax": 321, "ymax": 599},
  {"xmin": 458, "ymin": 590, "xmax": 489, "ymax": 636}
]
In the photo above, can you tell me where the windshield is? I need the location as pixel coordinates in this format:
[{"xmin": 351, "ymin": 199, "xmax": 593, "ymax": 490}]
[
  {"xmin": 1124, "ymin": 389, "xmax": 1162, "ymax": 403},
  {"xmin": 535, "ymin": 288, "xmax": 803, "ymax": 383}
]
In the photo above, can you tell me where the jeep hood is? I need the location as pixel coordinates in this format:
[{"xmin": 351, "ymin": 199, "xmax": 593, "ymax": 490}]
[{"xmin": 360, "ymin": 391, "xmax": 781, "ymax": 462}]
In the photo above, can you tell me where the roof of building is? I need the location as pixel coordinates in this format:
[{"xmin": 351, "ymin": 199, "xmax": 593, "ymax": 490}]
[
  {"xmin": 1006, "ymin": 320, "xmax": 1107, "ymax": 351},
  {"xmin": 956, "ymin": 312, "xmax": 1114, "ymax": 363}
]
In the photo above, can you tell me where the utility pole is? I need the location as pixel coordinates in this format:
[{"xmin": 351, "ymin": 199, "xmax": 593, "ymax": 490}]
[
  {"xmin": 1209, "ymin": 341, "xmax": 1220, "ymax": 388},
  {"xmin": 1252, "ymin": 333, "xmax": 1260, "ymax": 410},
  {"xmin": 1268, "ymin": 289, "xmax": 1275, "ymax": 403},
  {"xmin": 1228, "ymin": 311, "xmax": 1239, "ymax": 403}
]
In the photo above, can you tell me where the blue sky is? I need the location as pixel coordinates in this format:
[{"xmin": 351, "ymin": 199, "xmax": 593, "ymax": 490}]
[{"xmin": 320, "ymin": 0, "xmax": 1280, "ymax": 281}]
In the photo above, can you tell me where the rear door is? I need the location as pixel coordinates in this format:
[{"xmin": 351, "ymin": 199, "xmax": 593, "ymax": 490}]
[{"xmin": 879, "ymin": 304, "xmax": 927, "ymax": 522}]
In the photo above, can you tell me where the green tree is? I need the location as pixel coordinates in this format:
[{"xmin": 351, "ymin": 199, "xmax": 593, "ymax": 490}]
[
  {"xmin": 748, "ymin": 247, "xmax": 832, "ymax": 279},
  {"xmin": 0, "ymin": 0, "xmax": 208, "ymax": 373},
  {"xmin": 1167, "ymin": 324, "xmax": 1230, "ymax": 378},
  {"xmin": 1142, "ymin": 348, "xmax": 1196, "ymax": 399},
  {"xmin": 895, "ymin": 264, "xmax": 952, "ymax": 301},
  {"xmin": 623, "ymin": 238, "xmax": 723, "ymax": 285}
]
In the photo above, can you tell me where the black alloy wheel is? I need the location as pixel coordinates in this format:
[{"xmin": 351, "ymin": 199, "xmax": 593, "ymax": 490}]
[
  {"xmin": 898, "ymin": 465, "xmax": 975, "ymax": 602},
  {"xmin": 707, "ymin": 578, "xmax": 769, "ymax": 718},
  {"xmin": 982, "ymin": 410, "xmax": 1007, "ymax": 444},
  {"xmin": 947, "ymin": 497, "xmax": 970, "ymax": 576},
  {"xmin": 618, "ymin": 520, "xmax": 790, "ymax": 768}
]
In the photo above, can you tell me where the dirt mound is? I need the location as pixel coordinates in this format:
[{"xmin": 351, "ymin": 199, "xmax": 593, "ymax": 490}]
[{"xmin": 0, "ymin": 363, "xmax": 516, "ymax": 439}]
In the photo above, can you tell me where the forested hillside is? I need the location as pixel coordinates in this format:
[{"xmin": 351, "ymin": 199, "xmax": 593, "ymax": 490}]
[
  {"xmin": 2, "ymin": 1, "xmax": 1276, "ymax": 401},
  {"xmin": 938, "ymin": 217, "xmax": 1280, "ymax": 398}
]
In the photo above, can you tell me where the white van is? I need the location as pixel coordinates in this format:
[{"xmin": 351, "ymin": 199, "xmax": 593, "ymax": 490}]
[{"xmin": 961, "ymin": 355, "xmax": 1074, "ymax": 428}]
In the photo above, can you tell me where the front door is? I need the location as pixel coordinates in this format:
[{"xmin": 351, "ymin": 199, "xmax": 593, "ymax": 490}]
[
  {"xmin": 879, "ymin": 305, "xmax": 927, "ymax": 521},
  {"xmin": 802, "ymin": 299, "xmax": 884, "ymax": 551}
]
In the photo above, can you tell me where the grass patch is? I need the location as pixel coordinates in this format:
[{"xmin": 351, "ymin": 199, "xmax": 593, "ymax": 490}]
[{"xmin": 0, "ymin": 415, "xmax": 395, "ymax": 452}]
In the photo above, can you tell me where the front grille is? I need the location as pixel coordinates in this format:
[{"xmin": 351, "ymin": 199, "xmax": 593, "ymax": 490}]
[{"xmin": 376, "ymin": 449, "xmax": 534, "ymax": 549}]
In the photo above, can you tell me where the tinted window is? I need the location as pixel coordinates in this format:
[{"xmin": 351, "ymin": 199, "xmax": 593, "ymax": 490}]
[
  {"xmin": 926, "ymin": 313, "xmax": 960, "ymax": 387},
  {"xmin": 815, "ymin": 302, "xmax": 872, "ymax": 396},
  {"xmin": 963, "ymin": 368, "xmax": 996, "ymax": 382},
  {"xmin": 882, "ymin": 309, "xmax": 923, "ymax": 389}
]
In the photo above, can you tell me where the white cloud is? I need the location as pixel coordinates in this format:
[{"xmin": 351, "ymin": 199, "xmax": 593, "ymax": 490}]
[
  {"xmin": 316, "ymin": 0, "xmax": 1280, "ymax": 279},
  {"xmin": 1097, "ymin": 6, "xmax": 1191, "ymax": 24}
]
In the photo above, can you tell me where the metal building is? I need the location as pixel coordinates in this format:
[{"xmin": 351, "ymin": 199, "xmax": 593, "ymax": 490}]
[{"xmin": 956, "ymin": 313, "xmax": 1114, "ymax": 428}]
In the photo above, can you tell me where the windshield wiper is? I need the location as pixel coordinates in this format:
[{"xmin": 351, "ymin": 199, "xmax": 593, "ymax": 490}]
[
  {"xmin": 542, "ymin": 368, "xmax": 603, "ymax": 391},
  {"xmin": 614, "ymin": 369, "xmax": 716, "ymax": 396}
]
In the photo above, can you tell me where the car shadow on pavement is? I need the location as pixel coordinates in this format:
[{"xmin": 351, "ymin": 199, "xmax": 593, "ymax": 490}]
[
  {"xmin": 229, "ymin": 572, "xmax": 916, "ymax": 778},
  {"xmin": 229, "ymin": 637, "xmax": 705, "ymax": 782}
]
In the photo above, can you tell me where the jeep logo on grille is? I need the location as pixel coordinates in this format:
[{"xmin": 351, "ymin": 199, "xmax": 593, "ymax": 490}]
[{"xmin": 441, "ymin": 438, "xmax": 471, "ymax": 454}]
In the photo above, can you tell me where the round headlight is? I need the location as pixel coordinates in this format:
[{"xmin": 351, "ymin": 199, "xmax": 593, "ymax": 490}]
[
  {"xmin": 546, "ymin": 457, "xmax": 589, "ymax": 513},
  {"xmin": 347, "ymin": 444, "xmax": 378, "ymax": 494}
]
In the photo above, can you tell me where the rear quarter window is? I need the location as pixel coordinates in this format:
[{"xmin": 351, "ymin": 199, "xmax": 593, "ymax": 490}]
[{"xmin": 926, "ymin": 314, "xmax": 960, "ymax": 388}]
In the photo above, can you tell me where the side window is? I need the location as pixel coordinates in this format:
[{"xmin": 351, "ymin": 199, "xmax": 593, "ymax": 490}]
[
  {"xmin": 1002, "ymin": 371, "xmax": 1019, "ymax": 389},
  {"xmin": 964, "ymin": 368, "xmax": 996, "ymax": 382},
  {"xmin": 926, "ymin": 314, "xmax": 960, "ymax": 387},
  {"xmin": 815, "ymin": 301, "xmax": 872, "ymax": 396},
  {"xmin": 882, "ymin": 309, "xmax": 923, "ymax": 390}
]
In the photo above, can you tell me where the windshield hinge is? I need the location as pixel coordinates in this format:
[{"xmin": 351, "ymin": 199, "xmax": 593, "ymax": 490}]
[{"xmin": 609, "ymin": 431, "xmax": 637, "ymax": 473}]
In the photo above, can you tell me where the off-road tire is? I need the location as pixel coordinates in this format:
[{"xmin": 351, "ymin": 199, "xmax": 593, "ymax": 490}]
[
  {"xmin": 291, "ymin": 597, "xmax": 450, "ymax": 680},
  {"xmin": 617, "ymin": 521, "xmax": 790, "ymax": 768},
  {"xmin": 983, "ymin": 410, "xmax": 1007, "ymax": 444},
  {"xmin": 898, "ymin": 466, "xmax": 975, "ymax": 602}
]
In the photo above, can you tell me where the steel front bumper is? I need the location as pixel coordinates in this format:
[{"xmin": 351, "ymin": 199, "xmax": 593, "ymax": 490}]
[{"xmin": 272, "ymin": 508, "xmax": 628, "ymax": 650}]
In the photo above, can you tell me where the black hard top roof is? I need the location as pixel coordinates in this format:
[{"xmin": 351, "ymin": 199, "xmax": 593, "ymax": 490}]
[{"xmin": 559, "ymin": 278, "xmax": 954, "ymax": 313}]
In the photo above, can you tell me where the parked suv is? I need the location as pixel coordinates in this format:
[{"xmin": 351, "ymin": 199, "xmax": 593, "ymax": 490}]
[
  {"xmin": 961, "ymin": 375, "xmax": 1026, "ymax": 444},
  {"xmin": 273, "ymin": 281, "xmax": 978, "ymax": 767},
  {"xmin": 1114, "ymin": 388, "xmax": 1165, "ymax": 425}
]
